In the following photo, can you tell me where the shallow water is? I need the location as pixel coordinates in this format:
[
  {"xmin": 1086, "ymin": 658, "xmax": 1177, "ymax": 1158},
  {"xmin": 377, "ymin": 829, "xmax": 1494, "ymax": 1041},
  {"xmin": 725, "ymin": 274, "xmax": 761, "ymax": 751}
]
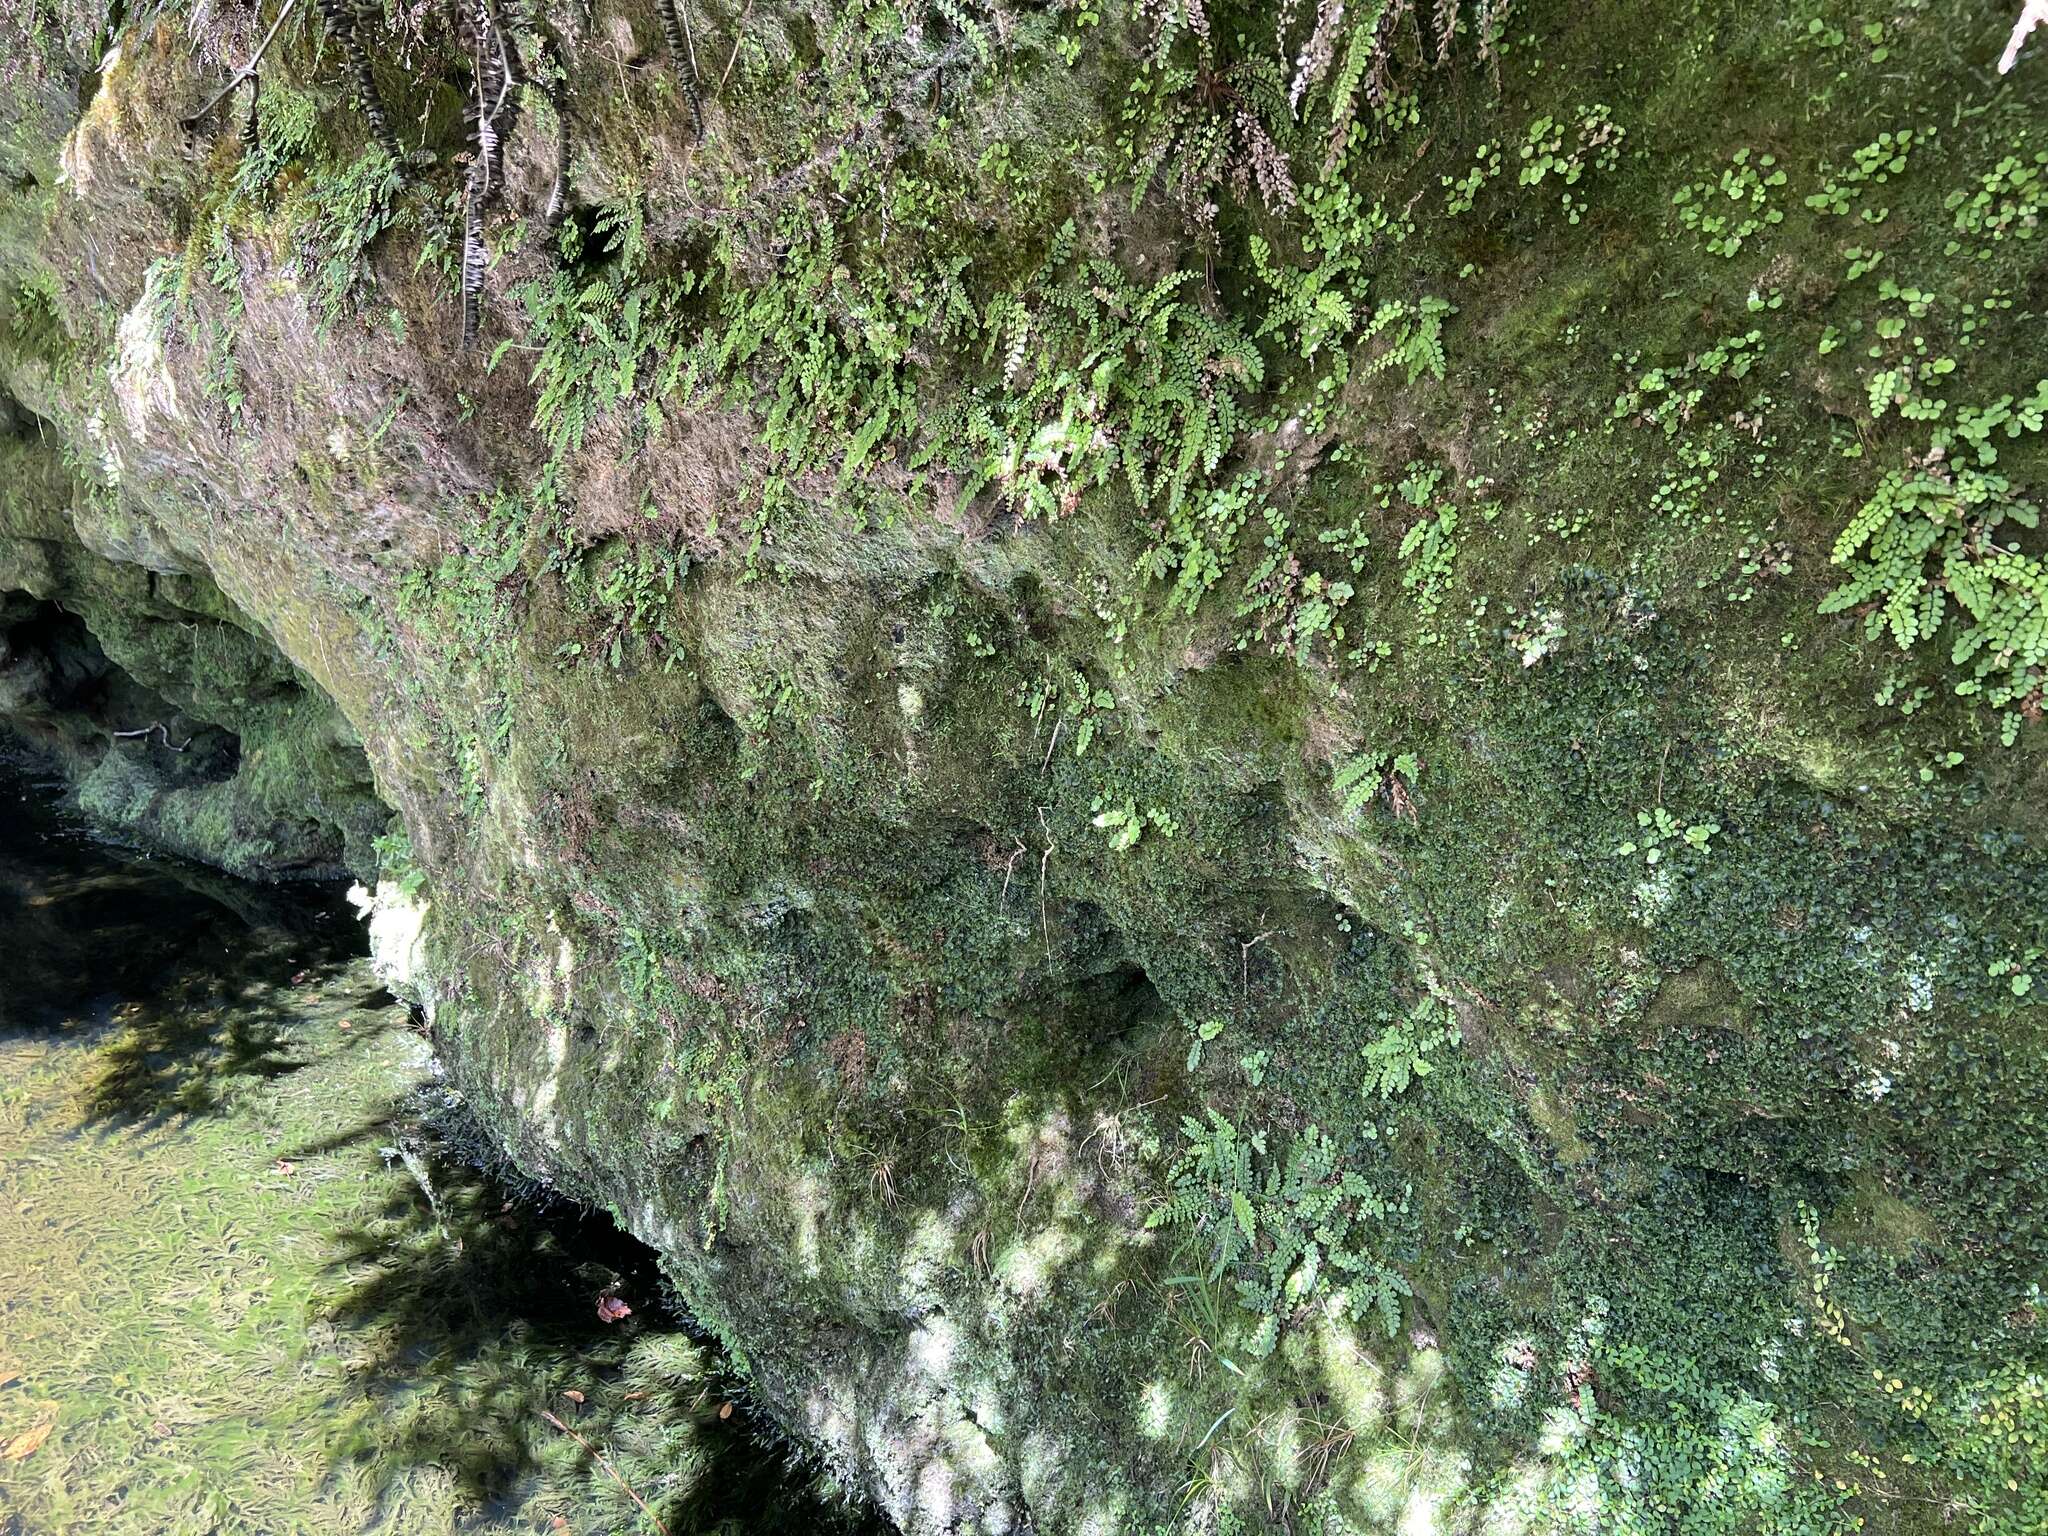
[{"xmin": 0, "ymin": 766, "xmax": 880, "ymax": 1535}]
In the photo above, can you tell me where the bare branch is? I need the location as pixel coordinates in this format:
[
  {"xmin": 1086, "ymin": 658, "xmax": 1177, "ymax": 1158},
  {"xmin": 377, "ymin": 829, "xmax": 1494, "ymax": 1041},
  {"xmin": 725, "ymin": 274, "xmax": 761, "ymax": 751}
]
[{"xmin": 182, "ymin": 0, "xmax": 302, "ymax": 128}]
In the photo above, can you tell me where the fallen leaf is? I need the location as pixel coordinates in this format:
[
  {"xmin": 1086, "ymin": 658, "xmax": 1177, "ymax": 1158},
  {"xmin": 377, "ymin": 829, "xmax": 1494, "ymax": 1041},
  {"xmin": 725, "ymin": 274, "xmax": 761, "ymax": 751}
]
[
  {"xmin": 596, "ymin": 1295, "xmax": 632, "ymax": 1324},
  {"xmin": 562, "ymin": 1389, "xmax": 585, "ymax": 1405},
  {"xmin": 717, "ymin": 1402, "xmax": 733, "ymax": 1420},
  {"xmin": 3, "ymin": 1417, "xmax": 54, "ymax": 1460}
]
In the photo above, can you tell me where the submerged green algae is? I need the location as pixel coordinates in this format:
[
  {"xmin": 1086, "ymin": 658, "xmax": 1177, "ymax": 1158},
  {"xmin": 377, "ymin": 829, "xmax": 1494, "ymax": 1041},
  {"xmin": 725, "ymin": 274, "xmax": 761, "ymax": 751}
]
[{"xmin": 0, "ymin": 778, "xmax": 880, "ymax": 1536}]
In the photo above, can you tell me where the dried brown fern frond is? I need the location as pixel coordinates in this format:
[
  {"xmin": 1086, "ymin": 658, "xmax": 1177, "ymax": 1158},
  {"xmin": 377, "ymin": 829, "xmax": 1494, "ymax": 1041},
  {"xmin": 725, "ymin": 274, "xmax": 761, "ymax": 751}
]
[
  {"xmin": 460, "ymin": 163, "xmax": 485, "ymax": 349},
  {"xmin": 1293, "ymin": 0, "xmax": 1506, "ymax": 169},
  {"xmin": 1294, "ymin": 0, "xmax": 1508, "ymax": 102},
  {"xmin": 459, "ymin": 0, "xmax": 519, "ymax": 348},
  {"xmin": 656, "ymin": 0, "xmax": 706, "ymax": 141},
  {"xmin": 1477, "ymin": 0, "xmax": 1504, "ymax": 68},
  {"xmin": 1289, "ymin": 0, "xmax": 1348, "ymax": 110},
  {"xmin": 1138, "ymin": 0, "xmax": 1211, "ymax": 60},
  {"xmin": 542, "ymin": 67, "xmax": 570, "ymax": 227},
  {"xmin": 240, "ymin": 70, "xmax": 260, "ymax": 152},
  {"xmin": 1132, "ymin": 56, "xmax": 1297, "ymax": 233},
  {"xmin": 1138, "ymin": 0, "xmax": 1506, "ymax": 226},
  {"xmin": 315, "ymin": 0, "xmax": 402, "ymax": 161},
  {"xmin": 1232, "ymin": 95, "xmax": 1297, "ymax": 212}
]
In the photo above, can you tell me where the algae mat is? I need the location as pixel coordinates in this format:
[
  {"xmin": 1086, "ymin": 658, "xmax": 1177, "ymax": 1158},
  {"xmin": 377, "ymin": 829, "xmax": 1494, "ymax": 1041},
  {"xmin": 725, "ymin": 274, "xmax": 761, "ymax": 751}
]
[
  {"xmin": 0, "ymin": 799, "xmax": 871, "ymax": 1536},
  {"xmin": 0, "ymin": 963, "xmax": 453, "ymax": 1534},
  {"xmin": 0, "ymin": 954, "xmax": 877, "ymax": 1536}
]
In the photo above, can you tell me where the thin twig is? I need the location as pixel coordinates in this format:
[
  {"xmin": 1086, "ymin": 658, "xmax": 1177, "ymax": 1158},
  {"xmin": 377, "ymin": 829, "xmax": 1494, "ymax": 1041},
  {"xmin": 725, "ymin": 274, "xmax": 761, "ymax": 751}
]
[
  {"xmin": 718, "ymin": 0, "xmax": 753, "ymax": 90},
  {"xmin": 1239, "ymin": 924, "xmax": 1279, "ymax": 994},
  {"xmin": 1016, "ymin": 1143, "xmax": 1043, "ymax": 1223},
  {"xmin": 1039, "ymin": 714, "xmax": 1064, "ymax": 773},
  {"xmin": 184, "ymin": 0, "xmax": 302, "ymax": 126},
  {"xmin": 539, "ymin": 1410, "xmax": 672, "ymax": 1535},
  {"xmin": 680, "ymin": 0, "xmax": 701, "ymax": 84},
  {"xmin": 1036, "ymin": 807, "xmax": 1055, "ymax": 960}
]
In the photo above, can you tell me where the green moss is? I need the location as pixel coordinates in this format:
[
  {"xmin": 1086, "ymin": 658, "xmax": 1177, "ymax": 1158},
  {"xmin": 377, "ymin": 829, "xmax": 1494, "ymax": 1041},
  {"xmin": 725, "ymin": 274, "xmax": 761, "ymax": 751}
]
[{"xmin": 3, "ymin": 0, "xmax": 2048, "ymax": 1530}]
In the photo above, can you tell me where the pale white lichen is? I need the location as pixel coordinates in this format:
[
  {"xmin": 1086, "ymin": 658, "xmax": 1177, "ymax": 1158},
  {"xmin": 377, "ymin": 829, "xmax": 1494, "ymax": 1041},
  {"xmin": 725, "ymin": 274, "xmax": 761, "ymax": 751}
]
[
  {"xmin": 347, "ymin": 879, "xmax": 432, "ymax": 1008},
  {"xmin": 109, "ymin": 274, "xmax": 183, "ymax": 450}
]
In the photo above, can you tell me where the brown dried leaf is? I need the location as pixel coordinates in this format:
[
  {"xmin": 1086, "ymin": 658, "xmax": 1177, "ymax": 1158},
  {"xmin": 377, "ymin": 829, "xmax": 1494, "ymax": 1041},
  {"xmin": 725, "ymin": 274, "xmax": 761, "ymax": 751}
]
[
  {"xmin": 1388, "ymin": 774, "xmax": 1418, "ymax": 825},
  {"xmin": 2, "ymin": 1417, "xmax": 54, "ymax": 1460}
]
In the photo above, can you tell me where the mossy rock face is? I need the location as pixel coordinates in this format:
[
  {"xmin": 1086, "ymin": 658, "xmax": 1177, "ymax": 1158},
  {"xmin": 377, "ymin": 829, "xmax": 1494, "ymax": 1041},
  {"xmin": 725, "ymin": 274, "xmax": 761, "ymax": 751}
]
[
  {"xmin": 5, "ymin": 0, "xmax": 2048, "ymax": 1531},
  {"xmin": 0, "ymin": 419, "xmax": 386, "ymax": 877}
]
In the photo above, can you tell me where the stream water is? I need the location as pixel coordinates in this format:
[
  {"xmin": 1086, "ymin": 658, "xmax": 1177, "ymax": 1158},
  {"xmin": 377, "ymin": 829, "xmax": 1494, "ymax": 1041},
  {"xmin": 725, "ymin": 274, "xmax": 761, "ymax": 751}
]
[{"xmin": 0, "ymin": 763, "xmax": 880, "ymax": 1536}]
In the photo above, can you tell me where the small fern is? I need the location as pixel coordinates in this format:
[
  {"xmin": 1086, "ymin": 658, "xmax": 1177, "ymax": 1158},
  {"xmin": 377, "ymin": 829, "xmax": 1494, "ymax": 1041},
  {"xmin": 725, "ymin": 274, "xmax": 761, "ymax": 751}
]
[
  {"xmin": 955, "ymin": 239, "xmax": 1263, "ymax": 526},
  {"xmin": 1334, "ymin": 748, "xmax": 1419, "ymax": 821},
  {"xmin": 1822, "ymin": 386, "xmax": 2048, "ymax": 740},
  {"xmin": 1149, "ymin": 1114, "xmax": 1412, "ymax": 1355},
  {"xmin": 1335, "ymin": 751, "xmax": 1388, "ymax": 820},
  {"xmin": 1361, "ymin": 294, "xmax": 1455, "ymax": 384},
  {"xmin": 1361, "ymin": 995, "xmax": 1455, "ymax": 1099}
]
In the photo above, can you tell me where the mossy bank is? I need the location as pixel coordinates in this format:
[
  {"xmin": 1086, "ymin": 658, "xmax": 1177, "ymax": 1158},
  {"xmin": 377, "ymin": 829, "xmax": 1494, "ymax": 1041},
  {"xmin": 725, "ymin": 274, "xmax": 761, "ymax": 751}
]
[{"xmin": 2, "ymin": 0, "xmax": 2046, "ymax": 1531}]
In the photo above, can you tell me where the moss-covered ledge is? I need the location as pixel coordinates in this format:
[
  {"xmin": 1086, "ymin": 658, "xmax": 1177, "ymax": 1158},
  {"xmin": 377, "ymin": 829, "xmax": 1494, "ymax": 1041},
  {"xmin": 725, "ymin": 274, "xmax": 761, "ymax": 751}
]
[{"xmin": 3, "ymin": 0, "xmax": 2046, "ymax": 1531}]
